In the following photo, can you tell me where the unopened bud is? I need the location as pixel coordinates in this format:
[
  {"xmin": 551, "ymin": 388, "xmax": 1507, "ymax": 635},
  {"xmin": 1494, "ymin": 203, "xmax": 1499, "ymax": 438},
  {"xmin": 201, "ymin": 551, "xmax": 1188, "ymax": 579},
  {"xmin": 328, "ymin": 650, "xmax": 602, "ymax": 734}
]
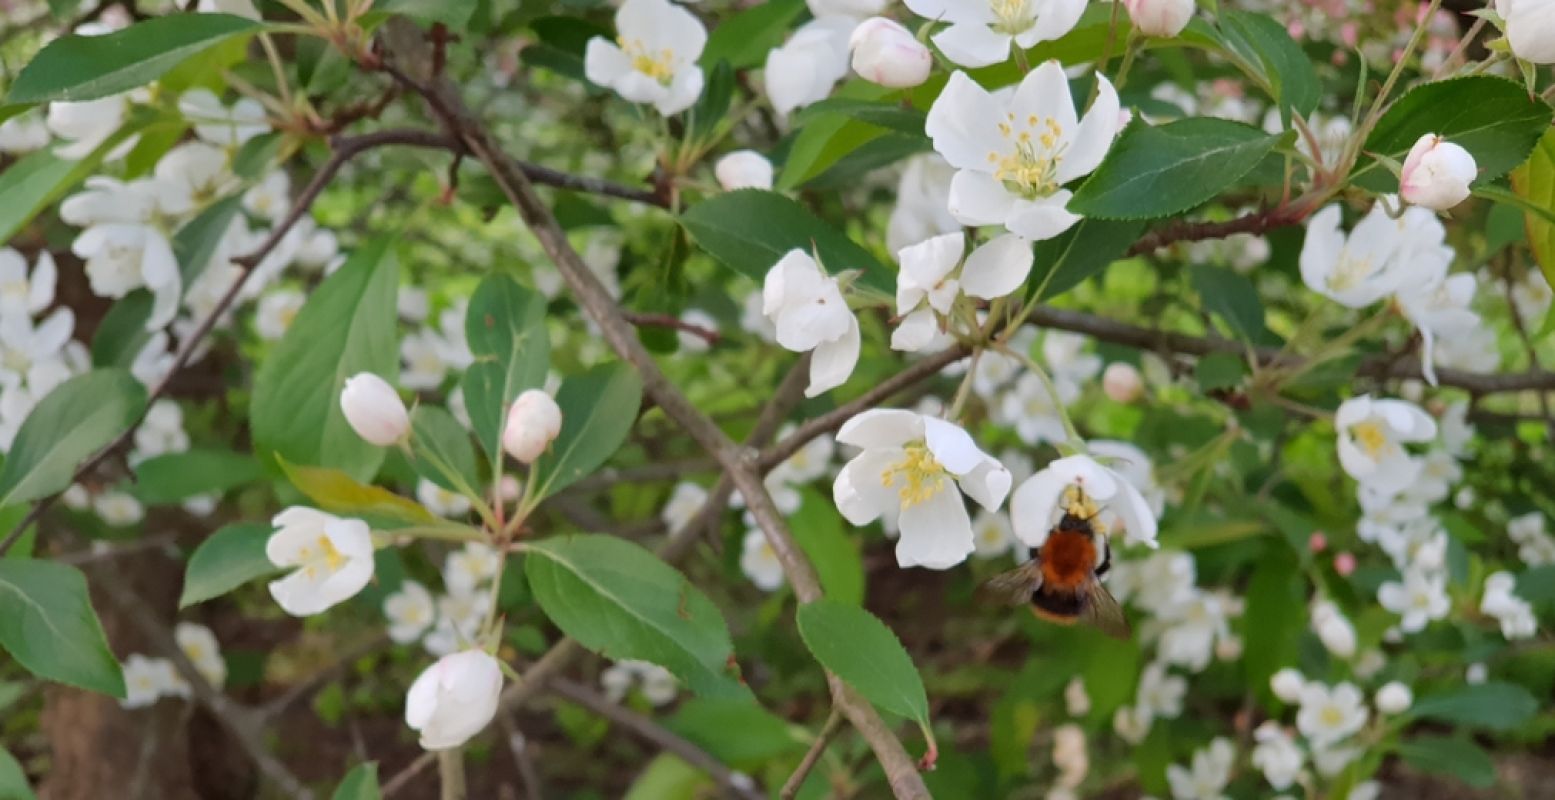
[
  {"xmin": 849, "ymin": 17, "xmax": 932, "ymax": 89},
  {"xmin": 502, "ymin": 389, "xmax": 563, "ymax": 464},
  {"xmin": 340, "ymin": 373, "xmax": 410, "ymax": 446}
]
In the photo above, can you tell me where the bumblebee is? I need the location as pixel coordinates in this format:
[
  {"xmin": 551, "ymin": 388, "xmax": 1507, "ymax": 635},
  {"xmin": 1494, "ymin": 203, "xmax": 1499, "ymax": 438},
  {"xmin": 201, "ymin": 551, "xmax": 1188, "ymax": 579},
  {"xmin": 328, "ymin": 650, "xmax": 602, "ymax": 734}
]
[{"xmin": 985, "ymin": 487, "xmax": 1130, "ymax": 639}]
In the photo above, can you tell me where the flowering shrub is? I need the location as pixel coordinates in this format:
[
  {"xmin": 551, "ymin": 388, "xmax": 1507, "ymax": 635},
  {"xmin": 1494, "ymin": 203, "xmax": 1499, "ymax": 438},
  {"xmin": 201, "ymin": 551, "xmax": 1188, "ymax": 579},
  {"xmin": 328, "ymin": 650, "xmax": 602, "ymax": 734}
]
[{"xmin": 0, "ymin": 0, "xmax": 1553, "ymax": 798}]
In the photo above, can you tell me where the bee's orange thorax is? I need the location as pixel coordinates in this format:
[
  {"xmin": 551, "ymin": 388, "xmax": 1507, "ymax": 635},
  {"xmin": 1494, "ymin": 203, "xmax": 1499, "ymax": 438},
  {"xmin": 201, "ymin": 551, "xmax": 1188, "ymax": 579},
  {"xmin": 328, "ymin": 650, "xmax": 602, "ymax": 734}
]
[{"xmin": 1039, "ymin": 529, "xmax": 1097, "ymax": 591}]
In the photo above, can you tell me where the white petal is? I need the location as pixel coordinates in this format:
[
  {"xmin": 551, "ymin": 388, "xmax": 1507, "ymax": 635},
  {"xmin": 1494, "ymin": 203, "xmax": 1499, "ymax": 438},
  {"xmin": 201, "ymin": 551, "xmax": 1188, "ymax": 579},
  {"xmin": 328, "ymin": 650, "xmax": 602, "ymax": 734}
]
[
  {"xmin": 836, "ymin": 408, "xmax": 924, "ymax": 448},
  {"xmin": 806, "ymin": 315, "xmax": 860, "ymax": 397},
  {"xmin": 1006, "ymin": 192, "xmax": 1080, "ymax": 240},
  {"xmin": 1108, "ymin": 472, "xmax": 1159, "ymax": 548},
  {"xmin": 931, "ymin": 23, "xmax": 1012, "ymax": 69},
  {"xmin": 891, "ymin": 306, "xmax": 939, "ymax": 352},
  {"xmin": 1011, "ymin": 61, "xmax": 1078, "ymax": 142},
  {"xmin": 925, "ymin": 71, "xmax": 1009, "ymax": 170},
  {"xmin": 834, "ymin": 449, "xmax": 905, "ymax": 524},
  {"xmin": 958, "ymin": 459, "xmax": 1012, "ymax": 511},
  {"xmin": 1057, "ymin": 74, "xmax": 1120, "ymax": 183},
  {"xmin": 948, "ymin": 169, "xmax": 1017, "ymax": 227},
  {"xmin": 959, "ymin": 232, "xmax": 1033, "ymax": 299},
  {"xmin": 895, "ymin": 488, "xmax": 974, "ymax": 569}
]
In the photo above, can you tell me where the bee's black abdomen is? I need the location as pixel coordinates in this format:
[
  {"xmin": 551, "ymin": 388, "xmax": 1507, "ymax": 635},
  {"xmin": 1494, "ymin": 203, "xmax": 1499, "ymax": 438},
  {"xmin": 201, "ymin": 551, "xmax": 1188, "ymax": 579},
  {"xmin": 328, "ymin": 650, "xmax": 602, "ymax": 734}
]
[{"xmin": 1031, "ymin": 587, "xmax": 1085, "ymax": 620}]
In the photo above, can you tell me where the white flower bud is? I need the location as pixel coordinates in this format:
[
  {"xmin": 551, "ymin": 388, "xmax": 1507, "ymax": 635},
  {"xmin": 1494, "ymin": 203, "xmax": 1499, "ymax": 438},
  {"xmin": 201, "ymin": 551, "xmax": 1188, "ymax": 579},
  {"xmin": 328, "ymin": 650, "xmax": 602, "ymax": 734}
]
[
  {"xmin": 340, "ymin": 373, "xmax": 410, "ymax": 446},
  {"xmin": 714, "ymin": 150, "xmax": 774, "ymax": 191},
  {"xmin": 1500, "ymin": 0, "xmax": 1555, "ymax": 64},
  {"xmin": 1123, "ymin": 0, "xmax": 1194, "ymax": 38},
  {"xmin": 1270, "ymin": 668, "xmax": 1306, "ymax": 703},
  {"xmin": 405, "ymin": 650, "xmax": 504, "ymax": 750},
  {"xmin": 1374, "ymin": 682, "xmax": 1413, "ymax": 714},
  {"xmin": 502, "ymin": 389, "xmax": 563, "ymax": 464},
  {"xmin": 849, "ymin": 17, "xmax": 932, "ymax": 89},
  {"xmin": 1400, "ymin": 134, "xmax": 1476, "ymax": 211},
  {"xmin": 1102, "ymin": 362, "xmax": 1144, "ymax": 403}
]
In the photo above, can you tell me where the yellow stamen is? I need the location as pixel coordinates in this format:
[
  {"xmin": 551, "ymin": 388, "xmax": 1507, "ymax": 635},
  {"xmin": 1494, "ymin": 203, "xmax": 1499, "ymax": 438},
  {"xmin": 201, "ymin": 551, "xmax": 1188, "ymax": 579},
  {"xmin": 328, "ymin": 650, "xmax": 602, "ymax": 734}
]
[
  {"xmin": 881, "ymin": 443, "xmax": 947, "ymax": 508},
  {"xmin": 1351, "ymin": 421, "xmax": 1389, "ymax": 458},
  {"xmin": 618, "ymin": 37, "xmax": 676, "ymax": 85}
]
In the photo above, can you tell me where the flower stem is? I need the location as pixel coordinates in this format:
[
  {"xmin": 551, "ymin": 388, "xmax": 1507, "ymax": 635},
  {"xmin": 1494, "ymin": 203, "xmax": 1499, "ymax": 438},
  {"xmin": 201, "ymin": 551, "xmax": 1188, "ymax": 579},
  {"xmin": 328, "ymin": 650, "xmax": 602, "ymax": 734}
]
[{"xmin": 995, "ymin": 342, "xmax": 1085, "ymax": 449}]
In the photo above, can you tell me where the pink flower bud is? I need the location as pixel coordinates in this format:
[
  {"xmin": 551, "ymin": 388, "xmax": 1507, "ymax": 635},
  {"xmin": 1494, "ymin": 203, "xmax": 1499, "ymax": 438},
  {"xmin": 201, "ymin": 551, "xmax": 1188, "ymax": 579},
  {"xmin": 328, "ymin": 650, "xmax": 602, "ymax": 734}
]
[
  {"xmin": 1102, "ymin": 362, "xmax": 1144, "ymax": 403},
  {"xmin": 713, "ymin": 150, "xmax": 773, "ymax": 191},
  {"xmin": 1308, "ymin": 531, "xmax": 1328, "ymax": 553},
  {"xmin": 1334, "ymin": 551, "xmax": 1356, "ymax": 577},
  {"xmin": 1400, "ymin": 133, "xmax": 1476, "ymax": 211},
  {"xmin": 502, "ymin": 389, "xmax": 562, "ymax": 464},
  {"xmin": 1123, "ymin": 0, "xmax": 1194, "ymax": 38},
  {"xmin": 849, "ymin": 17, "xmax": 932, "ymax": 89},
  {"xmin": 340, "ymin": 373, "xmax": 410, "ymax": 446}
]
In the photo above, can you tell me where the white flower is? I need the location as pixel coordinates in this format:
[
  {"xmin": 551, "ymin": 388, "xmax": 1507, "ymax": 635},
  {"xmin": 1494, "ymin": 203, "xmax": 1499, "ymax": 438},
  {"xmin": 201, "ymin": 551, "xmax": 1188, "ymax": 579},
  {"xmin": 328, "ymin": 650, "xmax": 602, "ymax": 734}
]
[
  {"xmin": 1346, "ymin": 781, "xmax": 1381, "ymax": 800},
  {"xmin": 1310, "ymin": 599, "xmax": 1357, "ymax": 658},
  {"xmin": 904, "ymin": 0, "xmax": 1087, "ymax": 68},
  {"xmin": 405, "ymin": 649, "xmax": 504, "ymax": 750},
  {"xmin": 295, "ymin": 227, "xmax": 339, "ymax": 272},
  {"xmin": 265, "ymin": 507, "xmax": 376, "ymax": 616},
  {"xmin": 1112, "ymin": 704, "xmax": 1151, "ymax": 744},
  {"xmin": 1498, "ymin": 0, "xmax": 1555, "ymax": 63},
  {"xmin": 444, "ymin": 542, "xmax": 502, "ymax": 595},
  {"xmin": 833, "ymin": 409, "xmax": 1011, "ymax": 569},
  {"xmin": 809, "ymin": 0, "xmax": 888, "ymax": 16},
  {"xmin": 385, "ymin": 580, "xmax": 437, "ymax": 644},
  {"xmin": 1400, "ymin": 134, "xmax": 1476, "ymax": 210},
  {"xmin": 1375, "ymin": 681, "xmax": 1413, "ymax": 714},
  {"xmin": 174, "ymin": 622, "xmax": 226, "ymax": 687},
  {"xmin": 154, "ymin": 142, "xmax": 237, "ymax": 210},
  {"xmin": 1311, "ymin": 743, "xmax": 1361, "ymax": 778},
  {"xmin": 1467, "ymin": 662, "xmax": 1489, "ymax": 683},
  {"xmin": 1335, "ymin": 395, "xmax": 1436, "ymax": 496},
  {"xmin": 1136, "ymin": 661, "xmax": 1186, "ymax": 720},
  {"xmin": 1481, "ymin": 571, "xmax": 1539, "ymax": 639},
  {"xmin": 503, "ymin": 389, "xmax": 563, "ymax": 464},
  {"xmin": 93, "ymin": 490, "xmax": 144, "ymax": 526},
  {"xmin": 714, "ymin": 151, "xmax": 774, "ymax": 191},
  {"xmin": 1064, "ymin": 676, "xmax": 1090, "ymax": 716},
  {"xmin": 1508, "ymin": 512, "xmax": 1555, "ymax": 567},
  {"xmin": 132, "ymin": 398, "xmax": 189, "ymax": 460},
  {"xmin": 762, "ymin": 249, "xmax": 861, "ymax": 397},
  {"xmin": 121, "ymin": 654, "xmax": 181, "ymax": 709},
  {"xmin": 926, "ymin": 64, "xmax": 1120, "ymax": 240},
  {"xmin": 46, "ymin": 93, "xmax": 140, "ymax": 160},
  {"xmin": 1051, "ymin": 723, "xmax": 1088, "ymax": 788},
  {"xmin": 339, "ymin": 372, "xmax": 411, "ymax": 446},
  {"xmin": 424, "ymin": 588, "xmax": 488, "ymax": 656},
  {"xmin": 0, "ymin": 248, "xmax": 55, "ymax": 317},
  {"xmin": 1270, "ymin": 668, "xmax": 1306, "ymax": 703},
  {"xmin": 770, "ymin": 428, "xmax": 835, "ymax": 485},
  {"xmin": 1299, "ymin": 202, "xmax": 1421, "ymax": 308},
  {"xmin": 244, "ymin": 170, "xmax": 291, "ymax": 222},
  {"xmin": 971, "ymin": 509, "xmax": 1017, "ymax": 559},
  {"xmin": 1089, "ymin": 440, "xmax": 1166, "ymax": 519},
  {"xmin": 1155, "ymin": 590, "xmax": 1237, "ymax": 673},
  {"xmin": 1394, "ymin": 255, "xmax": 1477, "ymax": 388},
  {"xmin": 764, "ymin": 18, "xmax": 855, "ymax": 119},
  {"xmin": 1124, "ymin": 0, "xmax": 1195, "ymax": 38},
  {"xmin": 601, "ymin": 659, "xmax": 679, "ymax": 706},
  {"xmin": 1295, "ymin": 681, "xmax": 1367, "ymax": 747},
  {"xmin": 888, "ymin": 155, "xmax": 960, "ymax": 253},
  {"xmin": 1378, "ymin": 565, "xmax": 1450, "ymax": 633},
  {"xmin": 1166, "ymin": 737, "xmax": 1234, "ymax": 800},
  {"xmin": 196, "ymin": 0, "xmax": 262, "ymax": 19},
  {"xmin": 0, "ymin": 113, "xmax": 49, "ymax": 154},
  {"xmin": 661, "ymin": 482, "xmax": 708, "ymax": 531},
  {"xmin": 417, "ymin": 479, "xmax": 473, "ymax": 519},
  {"xmin": 677, "ymin": 309, "xmax": 717, "ymax": 353},
  {"xmin": 850, "ymin": 17, "xmax": 933, "ymax": 88},
  {"xmin": 1510, "ymin": 269, "xmax": 1553, "ymax": 320},
  {"xmin": 178, "ymin": 88, "xmax": 268, "ymax": 147},
  {"xmin": 254, "ymin": 289, "xmax": 304, "ymax": 340},
  {"xmin": 1011, "ymin": 454, "xmax": 1159, "ymax": 549},
  {"xmin": 739, "ymin": 529, "xmax": 786, "ymax": 591},
  {"xmin": 1251, "ymin": 722, "xmax": 1304, "ymax": 791},
  {"xmin": 584, "ymin": 0, "xmax": 708, "ymax": 116},
  {"xmin": 0, "ymin": 308, "xmax": 75, "ymax": 390}
]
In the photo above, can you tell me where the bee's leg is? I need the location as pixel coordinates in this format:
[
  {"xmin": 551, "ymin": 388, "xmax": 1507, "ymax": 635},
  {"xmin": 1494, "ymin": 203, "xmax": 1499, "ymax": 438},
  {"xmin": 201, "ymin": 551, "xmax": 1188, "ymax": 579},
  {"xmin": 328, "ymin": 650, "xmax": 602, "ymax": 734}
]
[{"xmin": 1095, "ymin": 539, "xmax": 1112, "ymax": 577}]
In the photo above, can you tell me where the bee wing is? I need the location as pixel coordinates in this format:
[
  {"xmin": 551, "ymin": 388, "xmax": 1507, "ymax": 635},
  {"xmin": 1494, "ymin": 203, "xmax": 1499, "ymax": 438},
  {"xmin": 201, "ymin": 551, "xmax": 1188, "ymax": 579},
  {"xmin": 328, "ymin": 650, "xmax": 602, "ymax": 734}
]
[
  {"xmin": 980, "ymin": 560, "xmax": 1043, "ymax": 607},
  {"xmin": 1079, "ymin": 577, "xmax": 1132, "ymax": 640}
]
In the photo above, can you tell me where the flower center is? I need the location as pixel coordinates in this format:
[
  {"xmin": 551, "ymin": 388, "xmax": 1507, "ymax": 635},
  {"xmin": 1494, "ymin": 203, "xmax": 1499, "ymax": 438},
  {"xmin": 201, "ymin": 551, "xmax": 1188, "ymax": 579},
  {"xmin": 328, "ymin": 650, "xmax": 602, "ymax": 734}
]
[
  {"xmin": 0, "ymin": 280, "xmax": 27, "ymax": 301},
  {"xmin": 1319, "ymin": 705, "xmax": 1344, "ymax": 727},
  {"xmin": 302, "ymin": 534, "xmax": 346, "ymax": 578},
  {"xmin": 619, "ymin": 37, "xmax": 676, "ymax": 85},
  {"xmin": 988, "ymin": 113, "xmax": 1064, "ymax": 199},
  {"xmin": 1350, "ymin": 420, "xmax": 1389, "ymax": 458},
  {"xmin": 989, "ymin": 0, "xmax": 1034, "ymax": 35},
  {"xmin": 1326, "ymin": 250, "xmax": 1374, "ymax": 292},
  {"xmin": 881, "ymin": 443, "xmax": 947, "ymax": 508}
]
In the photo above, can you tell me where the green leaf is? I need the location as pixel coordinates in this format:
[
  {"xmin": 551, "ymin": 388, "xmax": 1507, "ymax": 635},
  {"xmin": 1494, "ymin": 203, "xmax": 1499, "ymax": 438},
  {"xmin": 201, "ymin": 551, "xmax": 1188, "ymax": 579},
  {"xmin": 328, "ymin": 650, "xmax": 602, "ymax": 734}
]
[
  {"xmin": 701, "ymin": 0, "xmax": 804, "ymax": 69},
  {"xmin": 530, "ymin": 363, "xmax": 642, "ymax": 500},
  {"xmin": 6, "ymin": 14, "xmax": 265, "ymax": 104},
  {"xmin": 1364, "ymin": 76, "xmax": 1553, "ymax": 189},
  {"xmin": 460, "ymin": 275, "xmax": 549, "ymax": 473},
  {"xmin": 0, "ymin": 136, "xmax": 135, "ymax": 243},
  {"xmin": 1243, "ymin": 546, "xmax": 1303, "ymax": 703},
  {"xmin": 172, "ymin": 194, "xmax": 244, "ymax": 287},
  {"xmin": 0, "ymin": 370, "xmax": 146, "ymax": 507},
  {"xmin": 1515, "ymin": 564, "xmax": 1555, "ymax": 608},
  {"xmin": 132, "ymin": 448, "xmax": 263, "ymax": 505},
  {"xmin": 623, "ymin": 755, "xmax": 709, "ymax": 800},
  {"xmin": 1189, "ymin": 263, "xmax": 1276, "ymax": 345},
  {"xmin": 803, "ymin": 133, "xmax": 932, "ymax": 191},
  {"xmin": 521, "ymin": 17, "xmax": 611, "ymax": 84},
  {"xmin": 1193, "ymin": 353, "xmax": 1248, "ymax": 392},
  {"xmin": 1070, "ymin": 117, "xmax": 1282, "ymax": 220},
  {"xmin": 330, "ymin": 763, "xmax": 382, "ymax": 800},
  {"xmin": 232, "ymin": 132, "xmax": 283, "ymax": 180},
  {"xmin": 251, "ymin": 238, "xmax": 400, "ymax": 481},
  {"xmin": 1026, "ymin": 217, "xmax": 1147, "ymax": 301},
  {"xmin": 179, "ymin": 522, "xmax": 281, "ymax": 608},
  {"xmin": 524, "ymin": 534, "xmax": 745, "ymax": 699},
  {"xmin": 0, "ymin": 559, "xmax": 124, "ymax": 697},
  {"xmin": 1397, "ymin": 735, "xmax": 1496, "ymax": 788},
  {"xmin": 1409, "ymin": 681, "xmax": 1539, "ymax": 731},
  {"xmin": 790, "ymin": 491, "xmax": 864, "ymax": 606},
  {"xmin": 277, "ymin": 458, "xmax": 439, "ymax": 526},
  {"xmin": 0, "ymin": 744, "xmax": 34, "ymax": 800},
  {"xmin": 408, "ymin": 406, "xmax": 480, "ymax": 494},
  {"xmin": 1214, "ymin": 11, "xmax": 1319, "ymax": 123},
  {"xmin": 1511, "ymin": 128, "xmax": 1555, "ymax": 290},
  {"xmin": 794, "ymin": 98, "xmax": 928, "ymax": 137},
  {"xmin": 90, "ymin": 292, "xmax": 153, "ymax": 369},
  {"xmin": 687, "ymin": 61, "xmax": 735, "ymax": 145},
  {"xmin": 796, "ymin": 600, "xmax": 931, "ymax": 731},
  {"xmin": 680, "ymin": 189, "xmax": 892, "ymax": 291},
  {"xmin": 665, "ymin": 698, "xmax": 805, "ymax": 768},
  {"xmin": 376, "ymin": 0, "xmax": 476, "ymax": 26}
]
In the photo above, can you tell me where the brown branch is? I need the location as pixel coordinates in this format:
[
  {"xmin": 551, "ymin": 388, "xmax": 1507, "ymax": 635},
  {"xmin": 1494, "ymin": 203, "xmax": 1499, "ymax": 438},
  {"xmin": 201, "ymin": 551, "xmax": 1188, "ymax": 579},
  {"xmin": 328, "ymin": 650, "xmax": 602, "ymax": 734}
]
[
  {"xmin": 781, "ymin": 708, "xmax": 845, "ymax": 800},
  {"xmin": 498, "ymin": 711, "xmax": 545, "ymax": 800},
  {"xmin": 623, "ymin": 312, "xmax": 722, "ymax": 346},
  {"xmin": 1125, "ymin": 205, "xmax": 1310, "ymax": 256},
  {"xmin": 548, "ymin": 677, "xmax": 763, "ymax": 800}
]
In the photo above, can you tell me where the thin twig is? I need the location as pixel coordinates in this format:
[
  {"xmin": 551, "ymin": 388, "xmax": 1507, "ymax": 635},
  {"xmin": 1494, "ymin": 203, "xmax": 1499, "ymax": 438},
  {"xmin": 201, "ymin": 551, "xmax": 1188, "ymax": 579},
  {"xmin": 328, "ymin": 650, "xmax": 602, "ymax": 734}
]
[
  {"xmin": 258, "ymin": 632, "xmax": 391, "ymax": 722},
  {"xmin": 499, "ymin": 712, "xmax": 545, "ymax": 800},
  {"xmin": 781, "ymin": 708, "xmax": 845, "ymax": 800},
  {"xmin": 1125, "ymin": 205, "xmax": 1310, "ymax": 256},
  {"xmin": 438, "ymin": 749, "xmax": 467, "ymax": 800},
  {"xmin": 548, "ymin": 677, "xmax": 761, "ymax": 800},
  {"xmin": 622, "ymin": 311, "xmax": 721, "ymax": 345},
  {"xmin": 382, "ymin": 752, "xmax": 436, "ymax": 797}
]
